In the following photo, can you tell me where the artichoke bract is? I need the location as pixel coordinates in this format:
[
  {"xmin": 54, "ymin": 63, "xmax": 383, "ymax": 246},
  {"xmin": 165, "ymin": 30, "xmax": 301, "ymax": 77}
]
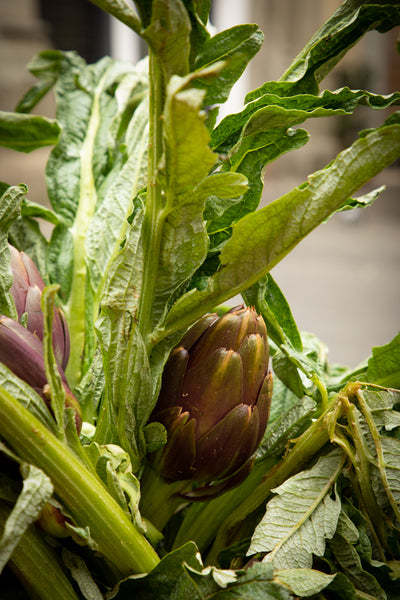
[
  {"xmin": 0, "ymin": 315, "xmax": 81, "ymax": 433},
  {"xmin": 150, "ymin": 306, "xmax": 273, "ymax": 497},
  {"xmin": 9, "ymin": 244, "xmax": 70, "ymax": 370}
]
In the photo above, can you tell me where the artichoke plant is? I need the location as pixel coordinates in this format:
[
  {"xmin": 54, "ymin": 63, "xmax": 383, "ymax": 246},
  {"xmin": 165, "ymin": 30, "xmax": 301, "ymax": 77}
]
[
  {"xmin": 150, "ymin": 305, "xmax": 273, "ymax": 498},
  {"xmin": 9, "ymin": 244, "xmax": 70, "ymax": 370}
]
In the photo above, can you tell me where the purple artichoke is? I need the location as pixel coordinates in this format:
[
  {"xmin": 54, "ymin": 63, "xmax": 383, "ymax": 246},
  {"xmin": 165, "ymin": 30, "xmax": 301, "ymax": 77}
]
[
  {"xmin": 150, "ymin": 306, "xmax": 272, "ymax": 497},
  {"xmin": 0, "ymin": 315, "xmax": 81, "ymax": 433},
  {"xmin": 9, "ymin": 244, "xmax": 70, "ymax": 370}
]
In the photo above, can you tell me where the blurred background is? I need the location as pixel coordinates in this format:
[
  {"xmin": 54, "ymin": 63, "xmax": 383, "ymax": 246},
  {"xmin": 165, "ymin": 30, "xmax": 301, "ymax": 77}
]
[{"xmin": 0, "ymin": 0, "xmax": 399, "ymax": 368}]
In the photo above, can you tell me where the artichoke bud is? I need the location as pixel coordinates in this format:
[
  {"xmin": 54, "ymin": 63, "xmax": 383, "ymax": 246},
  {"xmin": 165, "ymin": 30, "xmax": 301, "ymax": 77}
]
[
  {"xmin": 9, "ymin": 244, "xmax": 70, "ymax": 370},
  {"xmin": 36, "ymin": 500, "xmax": 72, "ymax": 538},
  {"xmin": 150, "ymin": 306, "xmax": 272, "ymax": 498},
  {"xmin": 0, "ymin": 316, "xmax": 81, "ymax": 433}
]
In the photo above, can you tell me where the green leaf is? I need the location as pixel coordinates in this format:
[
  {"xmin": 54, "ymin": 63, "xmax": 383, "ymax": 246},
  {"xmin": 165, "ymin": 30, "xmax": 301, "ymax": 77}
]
[
  {"xmin": 202, "ymin": 562, "xmax": 290, "ymax": 600},
  {"xmin": 243, "ymin": 273, "xmax": 302, "ymax": 351},
  {"xmin": 146, "ymin": 72, "xmax": 218, "ymax": 328},
  {"xmin": 0, "ymin": 364, "xmax": 56, "ymax": 434},
  {"xmin": 182, "ymin": 0, "xmax": 210, "ymax": 67},
  {"xmin": 259, "ymin": 396, "xmax": 316, "ymax": 459},
  {"xmin": 0, "ymin": 184, "xmax": 28, "ymax": 319},
  {"xmin": 44, "ymin": 51, "xmax": 147, "ymax": 387},
  {"xmin": 15, "ymin": 49, "xmax": 71, "ymax": 113},
  {"xmin": 158, "ymin": 117, "xmax": 400, "ymax": 342},
  {"xmin": 20, "ymin": 199, "xmax": 59, "ymax": 225},
  {"xmin": 328, "ymin": 533, "xmax": 387, "ymax": 600},
  {"xmin": 362, "ymin": 388, "xmax": 400, "ymax": 433},
  {"xmin": 0, "ymin": 464, "xmax": 53, "ymax": 572},
  {"xmin": 274, "ymin": 568, "xmax": 336, "ymax": 597},
  {"xmin": 8, "ymin": 215, "xmax": 49, "ymax": 278},
  {"xmin": 213, "ymin": 88, "xmax": 400, "ymax": 152},
  {"xmin": 194, "ymin": 24, "xmax": 264, "ymax": 105},
  {"xmin": 334, "ymin": 185, "xmax": 385, "ymax": 215},
  {"xmin": 142, "ymin": 0, "xmax": 191, "ymax": 79},
  {"xmin": 248, "ymin": 449, "xmax": 345, "ymax": 569},
  {"xmin": 86, "ymin": 96, "xmax": 149, "ymax": 292},
  {"xmin": 0, "ymin": 110, "xmax": 60, "ymax": 153},
  {"xmin": 41, "ymin": 285, "xmax": 67, "ymax": 437},
  {"xmin": 95, "ymin": 207, "xmax": 152, "ymax": 464},
  {"xmin": 88, "ymin": 0, "xmax": 142, "ymax": 33},
  {"xmin": 109, "ymin": 542, "xmax": 203, "ymax": 599},
  {"xmin": 365, "ymin": 332, "xmax": 400, "ymax": 388},
  {"xmin": 279, "ymin": 0, "xmax": 400, "ymax": 93}
]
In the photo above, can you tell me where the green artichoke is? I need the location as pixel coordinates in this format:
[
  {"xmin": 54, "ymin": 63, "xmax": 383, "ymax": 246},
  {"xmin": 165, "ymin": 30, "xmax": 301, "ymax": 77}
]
[{"xmin": 150, "ymin": 305, "xmax": 272, "ymax": 497}]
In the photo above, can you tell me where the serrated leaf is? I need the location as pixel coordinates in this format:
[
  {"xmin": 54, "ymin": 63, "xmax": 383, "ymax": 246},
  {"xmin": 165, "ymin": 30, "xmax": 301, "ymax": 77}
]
[
  {"xmin": 213, "ymin": 88, "xmax": 400, "ymax": 152},
  {"xmin": 275, "ymin": 568, "xmax": 336, "ymax": 597},
  {"xmin": 86, "ymin": 96, "xmax": 149, "ymax": 292},
  {"xmin": 0, "ymin": 464, "xmax": 53, "ymax": 572},
  {"xmin": 0, "ymin": 110, "xmax": 60, "ymax": 152},
  {"xmin": 43, "ymin": 52, "xmax": 148, "ymax": 388},
  {"xmin": 249, "ymin": 449, "xmax": 345, "ymax": 569}
]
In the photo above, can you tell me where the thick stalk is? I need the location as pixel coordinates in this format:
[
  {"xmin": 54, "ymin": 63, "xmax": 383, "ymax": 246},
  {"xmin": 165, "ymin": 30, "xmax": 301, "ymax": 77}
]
[
  {"xmin": 0, "ymin": 386, "xmax": 159, "ymax": 577},
  {"xmin": 138, "ymin": 50, "xmax": 165, "ymax": 343},
  {"xmin": 0, "ymin": 502, "xmax": 80, "ymax": 600},
  {"xmin": 140, "ymin": 465, "xmax": 189, "ymax": 531}
]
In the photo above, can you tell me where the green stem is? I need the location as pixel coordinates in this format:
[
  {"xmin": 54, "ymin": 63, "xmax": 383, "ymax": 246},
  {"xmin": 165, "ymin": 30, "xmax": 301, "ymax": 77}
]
[
  {"xmin": 205, "ymin": 395, "xmax": 337, "ymax": 565},
  {"xmin": 172, "ymin": 455, "xmax": 278, "ymax": 555},
  {"xmin": 138, "ymin": 50, "xmax": 166, "ymax": 344},
  {"xmin": 356, "ymin": 388, "xmax": 400, "ymax": 523},
  {"xmin": 0, "ymin": 502, "xmax": 80, "ymax": 600},
  {"xmin": 0, "ymin": 386, "xmax": 159, "ymax": 577},
  {"xmin": 344, "ymin": 394, "xmax": 389, "ymax": 550},
  {"xmin": 140, "ymin": 464, "xmax": 189, "ymax": 531}
]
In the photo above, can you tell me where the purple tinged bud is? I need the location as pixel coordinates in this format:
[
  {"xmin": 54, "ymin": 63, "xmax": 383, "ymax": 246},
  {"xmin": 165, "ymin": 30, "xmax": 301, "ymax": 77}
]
[
  {"xmin": 9, "ymin": 244, "xmax": 70, "ymax": 370},
  {"xmin": 0, "ymin": 316, "xmax": 81, "ymax": 433},
  {"xmin": 150, "ymin": 306, "xmax": 273, "ymax": 497}
]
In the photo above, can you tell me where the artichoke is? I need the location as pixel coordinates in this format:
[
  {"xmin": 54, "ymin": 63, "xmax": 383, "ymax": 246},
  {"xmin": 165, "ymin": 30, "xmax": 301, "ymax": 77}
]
[
  {"xmin": 150, "ymin": 305, "xmax": 272, "ymax": 497},
  {"xmin": 0, "ymin": 315, "xmax": 81, "ymax": 432},
  {"xmin": 9, "ymin": 244, "xmax": 70, "ymax": 370}
]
